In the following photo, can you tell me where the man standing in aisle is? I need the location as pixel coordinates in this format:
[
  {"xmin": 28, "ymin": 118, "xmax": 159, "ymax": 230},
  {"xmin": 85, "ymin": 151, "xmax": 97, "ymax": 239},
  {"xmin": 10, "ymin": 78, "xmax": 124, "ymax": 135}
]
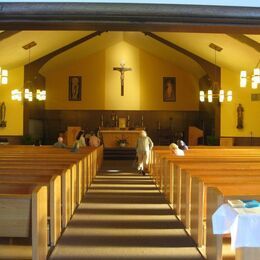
[{"xmin": 136, "ymin": 130, "xmax": 154, "ymax": 175}]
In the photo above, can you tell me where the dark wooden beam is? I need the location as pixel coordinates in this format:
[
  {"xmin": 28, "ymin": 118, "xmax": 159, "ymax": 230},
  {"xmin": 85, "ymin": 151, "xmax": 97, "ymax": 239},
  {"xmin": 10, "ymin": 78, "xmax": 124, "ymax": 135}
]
[
  {"xmin": 0, "ymin": 30, "xmax": 20, "ymax": 41},
  {"xmin": 0, "ymin": 3, "xmax": 259, "ymax": 33},
  {"xmin": 27, "ymin": 30, "xmax": 104, "ymax": 75},
  {"xmin": 227, "ymin": 34, "xmax": 260, "ymax": 53},
  {"xmin": 143, "ymin": 32, "xmax": 220, "ymax": 85},
  {"xmin": 144, "ymin": 32, "xmax": 221, "ymax": 137}
]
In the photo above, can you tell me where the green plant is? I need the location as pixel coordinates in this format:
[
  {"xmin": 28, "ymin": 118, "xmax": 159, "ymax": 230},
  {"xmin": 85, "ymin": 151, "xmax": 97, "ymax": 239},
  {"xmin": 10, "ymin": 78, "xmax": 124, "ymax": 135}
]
[
  {"xmin": 206, "ymin": 135, "xmax": 219, "ymax": 146},
  {"xmin": 116, "ymin": 136, "xmax": 128, "ymax": 146},
  {"xmin": 22, "ymin": 135, "xmax": 35, "ymax": 145}
]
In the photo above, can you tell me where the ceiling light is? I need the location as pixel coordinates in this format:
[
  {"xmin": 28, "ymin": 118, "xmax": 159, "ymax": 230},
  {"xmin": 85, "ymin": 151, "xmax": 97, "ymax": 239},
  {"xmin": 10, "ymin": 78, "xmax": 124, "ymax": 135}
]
[
  {"xmin": 240, "ymin": 59, "xmax": 260, "ymax": 89},
  {"xmin": 11, "ymin": 42, "xmax": 46, "ymax": 102},
  {"xmin": 0, "ymin": 67, "xmax": 8, "ymax": 85},
  {"xmin": 199, "ymin": 43, "xmax": 232, "ymax": 103}
]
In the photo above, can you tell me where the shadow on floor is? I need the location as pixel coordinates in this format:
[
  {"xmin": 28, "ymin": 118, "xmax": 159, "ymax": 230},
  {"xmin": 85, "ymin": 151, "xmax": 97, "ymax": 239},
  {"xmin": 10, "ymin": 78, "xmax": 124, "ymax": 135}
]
[{"xmin": 50, "ymin": 160, "xmax": 204, "ymax": 260}]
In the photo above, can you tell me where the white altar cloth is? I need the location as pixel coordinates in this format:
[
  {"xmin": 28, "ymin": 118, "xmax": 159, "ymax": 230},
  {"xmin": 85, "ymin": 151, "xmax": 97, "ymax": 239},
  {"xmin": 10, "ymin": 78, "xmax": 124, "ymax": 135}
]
[{"xmin": 212, "ymin": 203, "xmax": 260, "ymax": 249}]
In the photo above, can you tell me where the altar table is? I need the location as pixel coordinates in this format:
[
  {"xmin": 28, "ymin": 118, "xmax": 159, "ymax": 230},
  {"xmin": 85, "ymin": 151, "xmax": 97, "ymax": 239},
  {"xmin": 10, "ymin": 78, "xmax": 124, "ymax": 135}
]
[{"xmin": 100, "ymin": 130, "xmax": 142, "ymax": 148}]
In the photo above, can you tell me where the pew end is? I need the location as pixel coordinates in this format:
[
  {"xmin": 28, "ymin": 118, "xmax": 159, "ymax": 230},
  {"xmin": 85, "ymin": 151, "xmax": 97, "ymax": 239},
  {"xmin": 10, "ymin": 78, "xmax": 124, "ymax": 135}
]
[{"xmin": 0, "ymin": 185, "xmax": 48, "ymax": 260}]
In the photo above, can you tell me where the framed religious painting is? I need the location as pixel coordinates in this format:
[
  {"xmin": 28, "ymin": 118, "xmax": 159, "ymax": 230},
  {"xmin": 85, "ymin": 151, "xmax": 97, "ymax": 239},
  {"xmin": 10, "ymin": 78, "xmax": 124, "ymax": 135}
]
[
  {"xmin": 163, "ymin": 77, "xmax": 176, "ymax": 102},
  {"xmin": 68, "ymin": 76, "xmax": 82, "ymax": 101}
]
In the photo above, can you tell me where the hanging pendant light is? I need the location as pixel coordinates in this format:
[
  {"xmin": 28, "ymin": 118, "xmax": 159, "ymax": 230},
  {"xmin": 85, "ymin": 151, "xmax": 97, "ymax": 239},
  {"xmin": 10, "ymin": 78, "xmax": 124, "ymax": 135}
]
[
  {"xmin": 240, "ymin": 59, "xmax": 260, "ymax": 89},
  {"xmin": 0, "ymin": 67, "xmax": 8, "ymax": 85},
  {"xmin": 11, "ymin": 41, "xmax": 46, "ymax": 102},
  {"xmin": 200, "ymin": 43, "xmax": 232, "ymax": 103}
]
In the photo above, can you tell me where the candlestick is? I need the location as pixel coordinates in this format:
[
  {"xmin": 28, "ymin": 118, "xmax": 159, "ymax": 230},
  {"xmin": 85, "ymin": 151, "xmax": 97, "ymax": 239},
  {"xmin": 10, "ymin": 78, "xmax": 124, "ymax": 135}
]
[{"xmin": 100, "ymin": 114, "xmax": 104, "ymax": 127}]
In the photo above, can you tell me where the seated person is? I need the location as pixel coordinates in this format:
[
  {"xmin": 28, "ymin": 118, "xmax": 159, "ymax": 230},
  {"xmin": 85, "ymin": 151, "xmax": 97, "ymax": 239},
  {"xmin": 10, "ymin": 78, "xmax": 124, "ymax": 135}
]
[
  {"xmin": 71, "ymin": 140, "xmax": 80, "ymax": 153},
  {"xmin": 76, "ymin": 130, "xmax": 86, "ymax": 147},
  {"xmin": 177, "ymin": 139, "xmax": 188, "ymax": 150},
  {"xmin": 53, "ymin": 137, "xmax": 66, "ymax": 148},
  {"xmin": 169, "ymin": 143, "xmax": 185, "ymax": 156},
  {"xmin": 84, "ymin": 132, "xmax": 91, "ymax": 146},
  {"xmin": 89, "ymin": 131, "xmax": 100, "ymax": 147}
]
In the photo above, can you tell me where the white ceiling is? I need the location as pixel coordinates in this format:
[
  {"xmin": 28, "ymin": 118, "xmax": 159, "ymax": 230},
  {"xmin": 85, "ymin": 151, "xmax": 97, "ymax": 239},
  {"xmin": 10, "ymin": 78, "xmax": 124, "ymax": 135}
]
[{"xmin": 0, "ymin": 30, "xmax": 259, "ymax": 79}]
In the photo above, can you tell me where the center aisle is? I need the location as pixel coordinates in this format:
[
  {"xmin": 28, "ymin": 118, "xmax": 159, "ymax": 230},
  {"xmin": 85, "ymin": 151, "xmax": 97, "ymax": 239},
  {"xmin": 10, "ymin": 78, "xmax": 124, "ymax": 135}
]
[{"xmin": 50, "ymin": 161, "xmax": 204, "ymax": 260}]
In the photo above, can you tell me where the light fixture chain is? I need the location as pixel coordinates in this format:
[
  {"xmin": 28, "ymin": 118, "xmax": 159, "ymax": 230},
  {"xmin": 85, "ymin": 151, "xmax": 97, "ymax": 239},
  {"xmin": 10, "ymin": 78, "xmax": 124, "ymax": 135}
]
[{"xmin": 256, "ymin": 58, "xmax": 260, "ymax": 68}]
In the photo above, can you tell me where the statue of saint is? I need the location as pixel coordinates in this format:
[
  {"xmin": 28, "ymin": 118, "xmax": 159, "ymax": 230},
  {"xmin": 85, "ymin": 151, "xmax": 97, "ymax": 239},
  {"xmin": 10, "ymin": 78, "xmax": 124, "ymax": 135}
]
[
  {"xmin": 0, "ymin": 102, "xmax": 6, "ymax": 127},
  {"xmin": 237, "ymin": 104, "xmax": 244, "ymax": 129}
]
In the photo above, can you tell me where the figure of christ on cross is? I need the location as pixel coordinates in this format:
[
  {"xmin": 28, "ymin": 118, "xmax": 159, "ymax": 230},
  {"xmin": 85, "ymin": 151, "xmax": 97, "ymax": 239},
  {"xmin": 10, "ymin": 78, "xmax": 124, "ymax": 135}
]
[{"xmin": 113, "ymin": 63, "xmax": 132, "ymax": 96}]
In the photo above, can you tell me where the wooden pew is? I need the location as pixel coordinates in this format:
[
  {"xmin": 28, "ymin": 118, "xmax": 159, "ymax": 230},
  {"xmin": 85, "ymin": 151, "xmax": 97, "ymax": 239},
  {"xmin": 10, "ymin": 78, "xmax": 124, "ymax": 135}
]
[
  {"xmin": 0, "ymin": 184, "xmax": 48, "ymax": 260},
  {"xmin": 0, "ymin": 145, "xmax": 103, "ymax": 259},
  {"xmin": 0, "ymin": 160, "xmax": 79, "ymax": 204},
  {"xmin": 0, "ymin": 145, "xmax": 103, "ymax": 195},
  {"xmin": 0, "ymin": 157, "xmax": 85, "ymax": 204},
  {"xmin": 190, "ymin": 174, "xmax": 260, "ymax": 248},
  {"xmin": 160, "ymin": 158, "xmax": 260, "ymax": 215},
  {"xmin": 206, "ymin": 185, "xmax": 260, "ymax": 260},
  {"xmin": 181, "ymin": 168, "xmax": 260, "ymax": 229},
  {"xmin": 0, "ymin": 174, "xmax": 61, "ymax": 247},
  {"xmin": 152, "ymin": 147, "xmax": 260, "ymax": 260},
  {"xmin": 0, "ymin": 167, "xmax": 71, "ymax": 229}
]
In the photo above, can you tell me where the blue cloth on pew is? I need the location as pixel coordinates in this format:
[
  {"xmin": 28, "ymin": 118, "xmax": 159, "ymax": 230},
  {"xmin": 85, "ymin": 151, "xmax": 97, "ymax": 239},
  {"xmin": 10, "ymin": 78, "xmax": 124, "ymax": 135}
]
[{"xmin": 242, "ymin": 200, "xmax": 260, "ymax": 208}]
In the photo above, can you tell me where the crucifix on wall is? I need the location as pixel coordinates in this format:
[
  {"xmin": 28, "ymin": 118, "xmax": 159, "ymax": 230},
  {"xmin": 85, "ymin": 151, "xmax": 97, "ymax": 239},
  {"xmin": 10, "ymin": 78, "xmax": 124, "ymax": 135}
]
[{"xmin": 113, "ymin": 62, "xmax": 132, "ymax": 96}]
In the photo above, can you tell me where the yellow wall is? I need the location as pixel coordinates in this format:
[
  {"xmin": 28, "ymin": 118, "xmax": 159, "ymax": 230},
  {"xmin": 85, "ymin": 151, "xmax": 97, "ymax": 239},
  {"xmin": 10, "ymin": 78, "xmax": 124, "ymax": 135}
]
[
  {"xmin": 140, "ymin": 50, "xmax": 198, "ymax": 110},
  {"xmin": 44, "ymin": 40, "xmax": 199, "ymax": 111},
  {"xmin": 221, "ymin": 67, "xmax": 260, "ymax": 137},
  {"xmin": 0, "ymin": 66, "xmax": 24, "ymax": 136},
  {"xmin": 45, "ymin": 50, "xmax": 105, "ymax": 110},
  {"xmin": 105, "ymin": 41, "xmax": 140, "ymax": 110}
]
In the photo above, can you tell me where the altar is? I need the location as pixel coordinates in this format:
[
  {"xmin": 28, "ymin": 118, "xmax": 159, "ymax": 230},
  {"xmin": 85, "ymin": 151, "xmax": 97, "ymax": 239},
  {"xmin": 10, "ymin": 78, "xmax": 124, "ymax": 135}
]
[{"xmin": 100, "ymin": 129, "xmax": 143, "ymax": 148}]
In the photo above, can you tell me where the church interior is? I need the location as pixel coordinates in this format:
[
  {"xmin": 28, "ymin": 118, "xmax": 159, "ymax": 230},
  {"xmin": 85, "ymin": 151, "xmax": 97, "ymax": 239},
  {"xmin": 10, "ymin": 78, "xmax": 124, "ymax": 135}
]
[
  {"xmin": 0, "ymin": 2, "xmax": 260, "ymax": 260},
  {"xmin": 1, "ymin": 30, "xmax": 259, "ymax": 147}
]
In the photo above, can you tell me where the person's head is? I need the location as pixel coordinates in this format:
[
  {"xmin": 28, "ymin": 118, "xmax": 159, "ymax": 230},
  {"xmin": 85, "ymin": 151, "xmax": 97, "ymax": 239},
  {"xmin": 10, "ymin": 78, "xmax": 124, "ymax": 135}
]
[
  {"xmin": 177, "ymin": 140, "xmax": 188, "ymax": 150},
  {"xmin": 58, "ymin": 137, "xmax": 63, "ymax": 143},
  {"xmin": 140, "ymin": 130, "xmax": 147, "ymax": 137},
  {"xmin": 90, "ymin": 131, "xmax": 95, "ymax": 136},
  {"xmin": 169, "ymin": 143, "xmax": 179, "ymax": 151}
]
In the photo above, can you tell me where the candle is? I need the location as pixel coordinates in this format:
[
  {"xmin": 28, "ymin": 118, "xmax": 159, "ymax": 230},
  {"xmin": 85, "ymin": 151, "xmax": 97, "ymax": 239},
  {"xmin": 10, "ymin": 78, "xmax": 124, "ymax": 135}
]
[{"xmin": 141, "ymin": 115, "xmax": 144, "ymax": 121}]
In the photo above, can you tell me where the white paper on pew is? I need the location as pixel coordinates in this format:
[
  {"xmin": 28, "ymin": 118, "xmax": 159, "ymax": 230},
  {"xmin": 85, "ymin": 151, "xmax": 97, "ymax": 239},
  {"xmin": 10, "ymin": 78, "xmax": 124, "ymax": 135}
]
[{"xmin": 212, "ymin": 204, "xmax": 260, "ymax": 249}]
